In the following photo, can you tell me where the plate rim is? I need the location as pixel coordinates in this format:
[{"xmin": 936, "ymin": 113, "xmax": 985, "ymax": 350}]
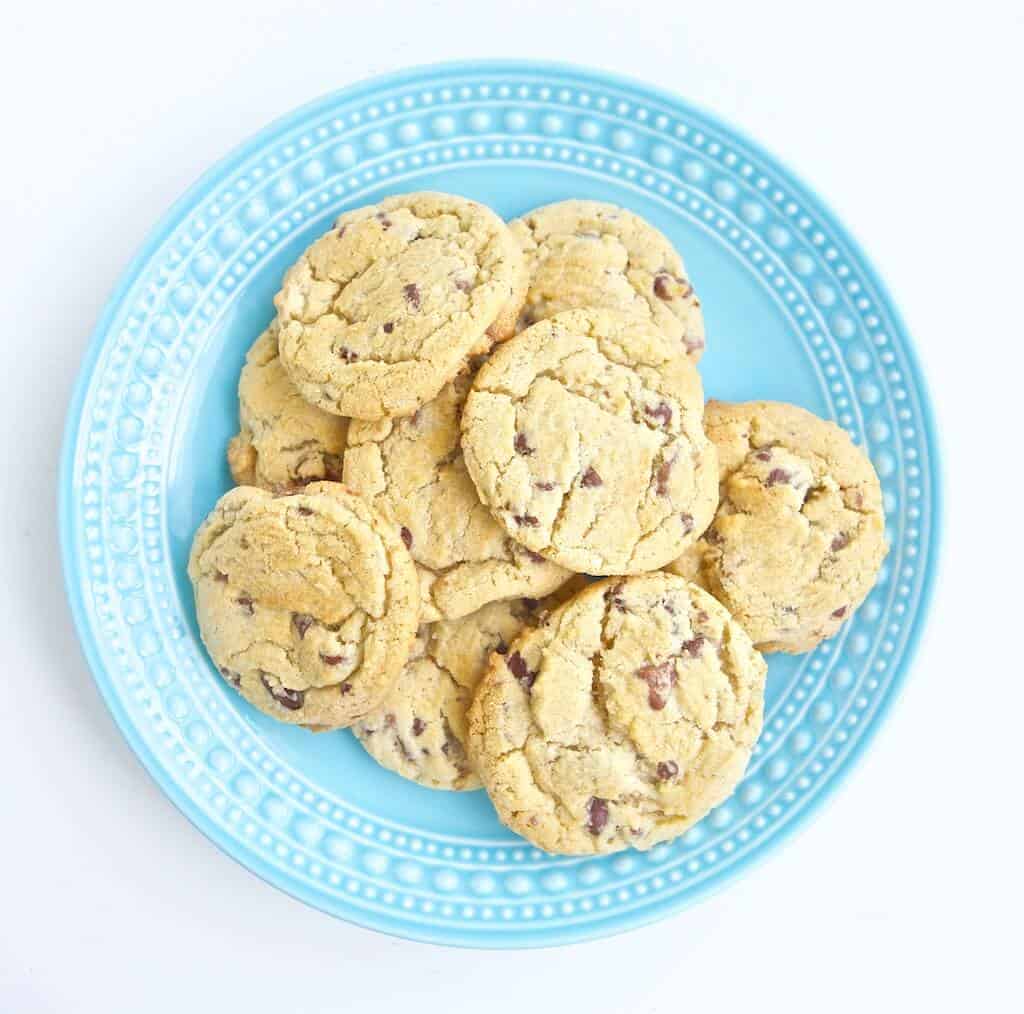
[{"xmin": 59, "ymin": 58, "xmax": 944, "ymax": 948}]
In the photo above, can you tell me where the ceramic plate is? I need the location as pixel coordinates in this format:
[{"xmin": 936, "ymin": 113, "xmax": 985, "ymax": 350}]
[{"xmin": 60, "ymin": 61, "xmax": 941, "ymax": 947}]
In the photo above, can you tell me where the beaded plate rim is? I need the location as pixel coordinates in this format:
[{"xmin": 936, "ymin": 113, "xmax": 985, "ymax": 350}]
[{"xmin": 59, "ymin": 59, "xmax": 942, "ymax": 948}]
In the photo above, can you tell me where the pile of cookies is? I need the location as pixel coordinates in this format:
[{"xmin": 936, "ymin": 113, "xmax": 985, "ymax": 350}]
[{"xmin": 189, "ymin": 193, "xmax": 887, "ymax": 856}]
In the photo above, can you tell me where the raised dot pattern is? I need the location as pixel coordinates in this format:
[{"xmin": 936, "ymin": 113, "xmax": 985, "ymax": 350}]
[{"xmin": 66, "ymin": 67, "xmax": 933, "ymax": 943}]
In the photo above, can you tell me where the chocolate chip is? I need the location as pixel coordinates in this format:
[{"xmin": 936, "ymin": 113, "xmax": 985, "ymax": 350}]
[
  {"xmin": 237, "ymin": 595, "xmax": 254, "ymax": 614},
  {"xmin": 320, "ymin": 653, "xmax": 347, "ymax": 666},
  {"xmin": 522, "ymin": 598, "xmax": 540, "ymax": 612},
  {"xmin": 655, "ymin": 458, "xmax": 673, "ymax": 496},
  {"xmin": 495, "ymin": 639, "xmax": 509, "ymax": 655},
  {"xmin": 297, "ymin": 506, "xmax": 313, "ymax": 516},
  {"xmin": 524, "ymin": 548, "xmax": 546, "ymax": 564},
  {"xmin": 403, "ymin": 283, "xmax": 421, "ymax": 309},
  {"xmin": 292, "ymin": 613, "xmax": 314, "ymax": 638},
  {"xmin": 645, "ymin": 402, "xmax": 672, "ymax": 427},
  {"xmin": 585, "ymin": 797, "xmax": 609, "ymax": 835},
  {"xmin": 680, "ymin": 513, "xmax": 694, "ymax": 533},
  {"xmin": 400, "ymin": 526, "xmax": 413, "ymax": 549},
  {"xmin": 383, "ymin": 321, "xmax": 394, "ymax": 333},
  {"xmin": 337, "ymin": 347, "xmax": 358, "ymax": 363},
  {"xmin": 636, "ymin": 661, "xmax": 677, "ymax": 710},
  {"xmin": 653, "ymin": 272, "xmax": 693, "ymax": 301},
  {"xmin": 755, "ymin": 449, "xmax": 773, "ymax": 462},
  {"xmin": 831, "ymin": 606, "xmax": 848, "ymax": 619},
  {"xmin": 831, "ymin": 532, "xmax": 850, "ymax": 552},
  {"xmin": 605, "ymin": 581, "xmax": 627, "ymax": 612},
  {"xmin": 412, "ymin": 717, "xmax": 426, "ymax": 736},
  {"xmin": 507, "ymin": 651, "xmax": 536, "ymax": 691},
  {"xmin": 765, "ymin": 468, "xmax": 792, "ymax": 487},
  {"xmin": 514, "ymin": 432, "xmax": 534, "ymax": 456},
  {"xmin": 704, "ymin": 527, "xmax": 724, "ymax": 546},
  {"xmin": 336, "ymin": 224, "xmax": 347, "ymax": 238},
  {"xmin": 261, "ymin": 675, "xmax": 304, "ymax": 711},
  {"xmin": 454, "ymin": 278, "xmax": 472, "ymax": 292},
  {"xmin": 339, "ymin": 682, "xmax": 352, "ymax": 695},
  {"xmin": 513, "ymin": 514, "xmax": 539, "ymax": 527},
  {"xmin": 535, "ymin": 481, "xmax": 555, "ymax": 491},
  {"xmin": 680, "ymin": 635, "xmax": 705, "ymax": 657},
  {"xmin": 656, "ymin": 760, "xmax": 679, "ymax": 781},
  {"xmin": 375, "ymin": 212, "xmax": 392, "ymax": 229},
  {"xmin": 581, "ymin": 466, "xmax": 603, "ymax": 487},
  {"xmin": 219, "ymin": 666, "xmax": 241, "ymax": 688},
  {"xmin": 214, "ymin": 570, "xmax": 228, "ymax": 583}
]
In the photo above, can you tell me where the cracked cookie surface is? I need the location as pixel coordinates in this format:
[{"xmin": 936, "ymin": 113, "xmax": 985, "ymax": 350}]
[
  {"xmin": 460, "ymin": 308, "xmax": 717, "ymax": 575},
  {"xmin": 353, "ymin": 580, "xmax": 587, "ymax": 791},
  {"xmin": 227, "ymin": 323, "xmax": 348, "ymax": 492},
  {"xmin": 467, "ymin": 573, "xmax": 766, "ymax": 855},
  {"xmin": 275, "ymin": 191, "xmax": 527, "ymax": 421},
  {"xmin": 343, "ymin": 367, "xmax": 569, "ymax": 622},
  {"xmin": 188, "ymin": 482, "xmax": 419, "ymax": 728},
  {"xmin": 666, "ymin": 400, "xmax": 888, "ymax": 653},
  {"xmin": 510, "ymin": 200, "xmax": 705, "ymax": 358}
]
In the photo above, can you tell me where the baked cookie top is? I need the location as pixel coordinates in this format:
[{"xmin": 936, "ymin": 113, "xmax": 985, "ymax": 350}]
[
  {"xmin": 666, "ymin": 400, "xmax": 888, "ymax": 653},
  {"xmin": 353, "ymin": 585, "xmax": 584, "ymax": 792},
  {"xmin": 188, "ymin": 483, "xmax": 419, "ymax": 728},
  {"xmin": 468, "ymin": 573, "xmax": 766, "ymax": 855},
  {"xmin": 510, "ymin": 200, "xmax": 705, "ymax": 358},
  {"xmin": 343, "ymin": 367, "xmax": 569, "ymax": 622},
  {"xmin": 275, "ymin": 191, "xmax": 527, "ymax": 420},
  {"xmin": 460, "ymin": 308, "xmax": 718, "ymax": 575},
  {"xmin": 227, "ymin": 323, "xmax": 348, "ymax": 492}
]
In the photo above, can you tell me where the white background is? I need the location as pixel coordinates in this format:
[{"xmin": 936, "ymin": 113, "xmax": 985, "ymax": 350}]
[{"xmin": 1, "ymin": 1, "xmax": 1020, "ymax": 1011}]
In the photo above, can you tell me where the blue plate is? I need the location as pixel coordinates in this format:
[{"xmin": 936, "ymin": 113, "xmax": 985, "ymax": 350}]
[{"xmin": 60, "ymin": 61, "xmax": 941, "ymax": 947}]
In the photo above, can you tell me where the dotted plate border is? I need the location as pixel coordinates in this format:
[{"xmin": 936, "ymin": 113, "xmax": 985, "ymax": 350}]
[{"xmin": 60, "ymin": 61, "xmax": 941, "ymax": 947}]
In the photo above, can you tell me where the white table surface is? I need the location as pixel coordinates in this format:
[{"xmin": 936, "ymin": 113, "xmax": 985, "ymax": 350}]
[{"xmin": 1, "ymin": 1, "xmax": 1019, "ymax": 1010}]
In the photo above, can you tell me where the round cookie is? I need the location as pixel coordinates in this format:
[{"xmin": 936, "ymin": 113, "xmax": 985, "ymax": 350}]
[
  {"xmin": 510, "ymin": 199, "xmax": 705, "ymax": 358},
  {"xmin": 460, "ymin": 307, "xmax": 718, "ymax": 575},
  {"xmin": 468, "ymin": 573, "xmax": 766, "ymax": 855},
  {"xmin": 188, "ymin": 482, "xmax": 419, "ymax": 728},
  {"xmin": 343, "ymin": 366, "xmax": 569, "ymax": 622},
  {"xmin": 666, "ymin": 400, "xmax": 888, "ymax": 653},
  {"xmin": 275, "ymin": 191, "xmax": 528, "ymax": 421},
  {"xmin": 227, "ymin": 323, "xmax": 348, "ymax": 492},
  {"xmin": 353, "ymin": 583, "xmax": 586, "ymax": 791}
]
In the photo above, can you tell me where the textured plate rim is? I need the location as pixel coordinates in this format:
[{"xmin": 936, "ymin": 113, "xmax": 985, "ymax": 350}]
[{"xmin": 59, "ymin": 58, "xmax": 943, "ymax": 948}]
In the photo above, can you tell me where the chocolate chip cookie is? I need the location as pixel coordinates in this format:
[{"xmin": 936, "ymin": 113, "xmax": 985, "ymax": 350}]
[
  {"xmin": 460, "ymin": 307, "xmax": 718, "ymax": 575},
  {"xmin": 467, "ymin": 573, "xmax": 766, "ymax": 855},
  {"xmin": 343, "ymin": 367, "xmax": 569, "ymax": 622},
  {"xmin": 226, "ymin": 323, "xmax": 348, "ymax": 492},
  {"xmin": 275, "ymin": 192, "xmax": 527, "ymax": 421},
  {"xmin": 188, "ymin": 483, "xmax": 419, "ymax": 727},
  {"xmin": 510, "ymin": 199, "xmax": 705, "ymax": 357},
  {"xmin": 667, "ymin": 401, "xmax": 888, "ymax": 653},
  {"xmin": 353, "ymin": 582, "xmax": 587, "ymax": 791}
]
